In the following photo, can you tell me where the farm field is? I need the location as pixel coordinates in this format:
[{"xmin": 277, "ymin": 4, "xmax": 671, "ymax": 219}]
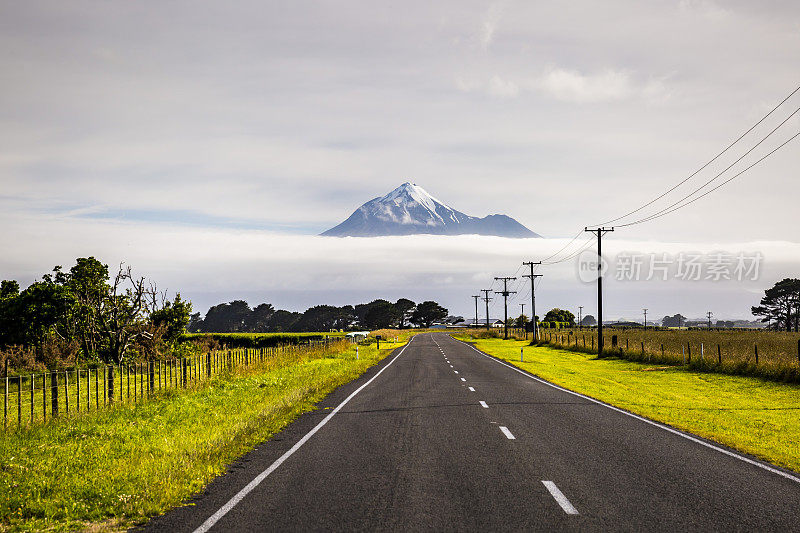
[
  {"xmin": 471, "ymin": 326, "xmax": 800, "ymax": 383},
  {"xmin": 453, "ymin": 335, "xmax": 800, "ymax": 475},
  {"xmin": 0, "ymin": 333, "xmax": 408, "ymax": 532}
]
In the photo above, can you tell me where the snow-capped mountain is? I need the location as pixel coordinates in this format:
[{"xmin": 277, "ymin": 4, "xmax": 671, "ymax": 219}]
[{"xmin": 321, "ymin": 182, "xmax": 541, "ymax": 238}]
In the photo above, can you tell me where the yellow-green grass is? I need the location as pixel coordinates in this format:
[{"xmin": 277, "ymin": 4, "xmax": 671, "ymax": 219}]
[
  {"xmin": 454, "ymin": 335, "xmax": 800, "ymax": 475},
  {"xmin": 0, "ymin": 338, "xmax": 405, "ymax": 532}
]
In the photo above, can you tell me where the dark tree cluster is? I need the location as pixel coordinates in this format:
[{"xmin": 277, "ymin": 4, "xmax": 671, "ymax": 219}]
[
  {"xmin": 661, "ymin": 314, "xmax": 687, "ymax": 328},
  {"xmin": 542, "ymin": 308, "xmax": 575, "ymax": 326},
  {"xmin": 752, "ymin": 278, "xmax": 800, "ymax": 331},
  {"xmin": 0, "ymin": 257, "xmax": 191, "ymax": 368},
  {"xmin": 189, "ymin": 298, "xmax": 448, "ymax": 333}
]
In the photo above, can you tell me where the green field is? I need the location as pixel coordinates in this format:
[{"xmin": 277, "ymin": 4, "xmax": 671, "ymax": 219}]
[
  {"xmin": 453, "ymin": 334, "xmax": 800, "ymax": 474},
  {"xmin": 0, "ymin": 335, "xmax": 406, "ymax": 532}
]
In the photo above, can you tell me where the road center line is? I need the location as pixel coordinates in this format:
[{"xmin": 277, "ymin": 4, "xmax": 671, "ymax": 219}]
[
  {"xmin": 452, "ymin": 336, "xmax": 800, "ymax": 485},
  {"xmin": 460, "ymin": 377, "xmax": 466, "ymax": 382},
  {"xmin": 479, "ymin": 401, "xmax": 489, "ymax": 408},
  {"xmin": 499, "ymin": 426, "xmax": 515, "ymax": 439},
  {"xmin": 191, "ymin": 338, "xmax": 415, "ymax": 533},
  {"xmin": 468, "ymin": 386, "xmax": 475, "ymax": 392},
  {"xmin": 542, "ymin": 481, "xmax": 579, "ymax": 515},
  {"xmin": 454, "ymin": 370, "xmax": 459, "ymax": 374}
]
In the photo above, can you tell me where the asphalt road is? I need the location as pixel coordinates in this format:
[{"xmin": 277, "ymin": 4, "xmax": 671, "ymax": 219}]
[{"xmin": 144, "ymin": 332, "xmax": 800, "ymax": 532}]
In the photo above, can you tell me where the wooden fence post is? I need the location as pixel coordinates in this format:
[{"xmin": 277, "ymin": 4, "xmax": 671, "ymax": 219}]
[
  {"xmin": 3, "ymin": 360, "xmax": 7, "ymax": 430},
  {"xmin": 106, "ymin": 365, "xmax": 113, "ymax": 404},
  {"xmin": 51, "ymin": 372, "xmax": 59, "ymax": 416},
  {"xmin": 86, "ymin": 368, "xmax": 90, "ymax": 411},
  {"xmin": 76, "ymin": 369, "xmax": 80, "ymax": 413},
  {"xmin": 30, "ymin": 375, "xmax": 34, "ymax": 424},
  {"xmin": 149, "ymin": 361, "xmax": 155, "ymax": 393},
  {"xmin": 64, "ymin": 371, "xmax": 69, "ymax": 414},
  {"xmin": 17, "ymin": 376, "xmax": 22, "ymax": 427},
  {"xmin": 718, "ymin": 344, "xmax": 721, "ymax": 364},
  {"xmin": 755, "ymin": 344, "xmax": 759, "ymax": 365},
  {"xmin": 42, "ymin": 373, "xmax": 47, "ymax": 422}
]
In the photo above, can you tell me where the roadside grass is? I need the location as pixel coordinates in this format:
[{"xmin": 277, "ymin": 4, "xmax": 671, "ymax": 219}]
[
  {"xmin": 0, "ymin": 338, "xmax": 406, "ymax": 532},
  {"xmin": 453, "ymin": 335, "xmax": 800, "ymax": 474}
]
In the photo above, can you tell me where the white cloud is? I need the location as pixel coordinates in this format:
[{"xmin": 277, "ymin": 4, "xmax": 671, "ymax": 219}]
[
  {"xmin": 2, "ymin": 212, "xmax": 798, "ymax": 319},
  {"xmin": 533, "ymin": 67, "xmax": 635, "ymax": 103},
  {"xmin": 480, "ymin": 2, "xmax": 505, "ymax": 49},
  {"xmin": 488, "ymin": 75, "xmax": 519, "ymax": 98},
  {"xmin": 456, "ymin": 68, "xmax": 671, "ymax": 103}
]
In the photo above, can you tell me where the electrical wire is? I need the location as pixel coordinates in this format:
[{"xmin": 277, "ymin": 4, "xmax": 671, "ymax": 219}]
[
  {"xmin": 592, "ymin": 84, "xmax": 800, "ymax": 227},
  {"xmin": 617, "ymin": 129, "xmax": 800, "ymax": 227}
]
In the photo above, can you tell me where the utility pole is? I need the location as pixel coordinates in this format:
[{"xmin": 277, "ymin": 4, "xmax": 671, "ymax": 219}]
[
  {"xmin": 472, "ymin": 295, "xmax": 480, "ymax": 329},
  {"xmin": 519, "ymin": 303, "xmax": 526, "ymax": 340},
  {"xmin": 585, "ymin": 227, "xmax": 614, "ymax": 355},
  {"xmin": 643, "ymin": 308, "xmax": 648, "ymax": 330},
  {"xmin": 707, "ymin": 311, "xmax": 713, "ymax": 329},
  {"xmin": 481, "ymin": 289, "xmax": 493, "ymax": 330},
  {"xmin": 522, "ymin": 261, "xmax": 542, "ymax": 342},
  {"xmin": 494, "ymin": 277, "xmax": 517, "ymax": 340},
  {"xmin": 579, "ymin": 306, "xmax": 584, "ymax": 330}
]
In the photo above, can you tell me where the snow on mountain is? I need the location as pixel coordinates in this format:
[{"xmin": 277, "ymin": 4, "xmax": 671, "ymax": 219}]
[{"xmin": 321, "ymin": 182, "xmax": 541, "ymax": 238}]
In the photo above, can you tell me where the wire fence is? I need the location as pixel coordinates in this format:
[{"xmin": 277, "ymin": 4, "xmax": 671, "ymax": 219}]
[{"xmin": 2, "ymin": 336, "xmax": 352, "ymax": 432}]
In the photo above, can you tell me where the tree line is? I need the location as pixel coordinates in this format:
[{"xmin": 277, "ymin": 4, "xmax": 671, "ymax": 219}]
[
  {"xmin": 189, "ymin": 298, "xmax": 449, "ymax": 333},
  {"xmin": 0, "ymin": 257, "xmax": 190, "ymax": 369}
]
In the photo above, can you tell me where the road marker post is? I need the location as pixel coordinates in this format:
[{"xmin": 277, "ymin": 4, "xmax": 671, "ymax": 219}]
[{"xmin": 520, "ymin": 347, "xmax": 524, "ymax": 362}]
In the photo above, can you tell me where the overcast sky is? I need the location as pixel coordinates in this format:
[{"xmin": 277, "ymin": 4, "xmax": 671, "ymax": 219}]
[{"xmin": 1, "ymin": 1, "xmax": 799, "ymax": 320}]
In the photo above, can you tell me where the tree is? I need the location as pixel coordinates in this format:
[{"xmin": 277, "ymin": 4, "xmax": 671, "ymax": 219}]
[
  {"xmin": 246, "ymin": 303, "xmax": 275, "ymax": 332},
  {"xmin": 201, "ymin": 300, "xmax": 252, "ymax": 332},
  {"xmin": 752, "ymin": 278, "xmax": 800, "ymax": 331},
  {"xmin": 395, "ymin": 298, "xmax": 416, "ymax": 329},
  {"xmin": 410, "ymin": 301, "xmax": 448, "ymax": 328},
  {"xmin": 187, "ymin": 313, "xmax": 203, "ymax": 333},
  {"xmin": 294, "ymin": 305, "xmax": 350, "ymax": 332},
  {"xmin": 364, "ymin": 301, "xmax": 400, "ymax": 329},
  {"xmin": 150, "ymin": 293, "xmax": 192, "ymax": 343},
  {"xmin": 542, "ymin": 308, "xmax": 575, "ymax": 325},
  {"xmin": 580, "ymin": 314, "xmax": 597, "ymax": 326},
  {"xmin": 661, "ymin": 314, "xmax": 686, "ymax": 328},
  {"xmin": 354, "ymin": 299, "xmax": 391, "ymax": 328},
  {"xmin": 514, "ymin": 314, "xmax": 528, "ymax": 328},
  {"xmin": 266, "ymin": 310, "xmax": 301, "ymax": 332}
]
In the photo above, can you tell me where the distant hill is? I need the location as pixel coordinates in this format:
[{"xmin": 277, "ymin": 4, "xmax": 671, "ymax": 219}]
[{"xmin": 321, "ymin": 182, "xmax": 540, "ymax": 238}]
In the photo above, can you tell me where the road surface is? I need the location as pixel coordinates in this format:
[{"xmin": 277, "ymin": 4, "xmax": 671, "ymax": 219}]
[{"xmin": 144, "ymin": 333, "xmax": 800, "ymax": 532}]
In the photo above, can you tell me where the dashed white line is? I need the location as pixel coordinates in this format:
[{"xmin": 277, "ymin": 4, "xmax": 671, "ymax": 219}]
[
  {"xmin": 468, "ymin": 387, "xmax": 475, "ymax": 392},
  {"xmin": 460, "ymin": 377, "xmax": 466, "ymax": 382},
  {"xmin": 542, "ymin": 481, "xmax": 579, "ymax": 515},
  {"xmin": 454, "ymin": 370, "xmax": 459, "ymax": 374},
  {"xmin": 499, "ymin": 426, "xmax": 515, "ymax": 439},
  {"xmin": 452, "ymin": 335, "xmax": 800, "ymax": 486},
  {"xmin": 479, "ymin": 401, "xmax": 489, "ymax": 408}
]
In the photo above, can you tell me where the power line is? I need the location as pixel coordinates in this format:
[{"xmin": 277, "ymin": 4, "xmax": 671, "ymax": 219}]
[
  {"xmin": 593, "ymin": 84, "xmax": 800, "ymax": 227},
  {"xmin": 617, "ymin": 128, "xmax": 800, "ymax": 227}
]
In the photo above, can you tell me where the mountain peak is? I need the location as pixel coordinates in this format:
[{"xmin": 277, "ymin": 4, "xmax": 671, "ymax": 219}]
[{"xmin": 321, "ymin": 183, "xmax": 540, "ymax": 238}]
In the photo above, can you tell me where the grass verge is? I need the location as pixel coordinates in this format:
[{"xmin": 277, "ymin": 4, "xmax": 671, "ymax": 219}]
[
  {"xmin": 0, "ymin": 337, "xmax": 409, "ymax": 532},
  {"xmin": 453, "ymin": 335, "xmax": 800, "ymax": 474}
]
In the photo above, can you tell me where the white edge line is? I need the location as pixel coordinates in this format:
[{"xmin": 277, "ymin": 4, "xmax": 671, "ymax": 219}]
[
  {"xmin": 451, "ymin": 336, "xmax": 800, "ymax": 485},
  {"xmin": 499, "ymin": 426, "xmax": 515, "ymax": 439},
  {"xmin": 542, "ymin": 481, "xmax": 579, "ymax": 515},
  {"xmin": 192, "ymin": 338, "xmax": 415, "ymax": 533}
]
